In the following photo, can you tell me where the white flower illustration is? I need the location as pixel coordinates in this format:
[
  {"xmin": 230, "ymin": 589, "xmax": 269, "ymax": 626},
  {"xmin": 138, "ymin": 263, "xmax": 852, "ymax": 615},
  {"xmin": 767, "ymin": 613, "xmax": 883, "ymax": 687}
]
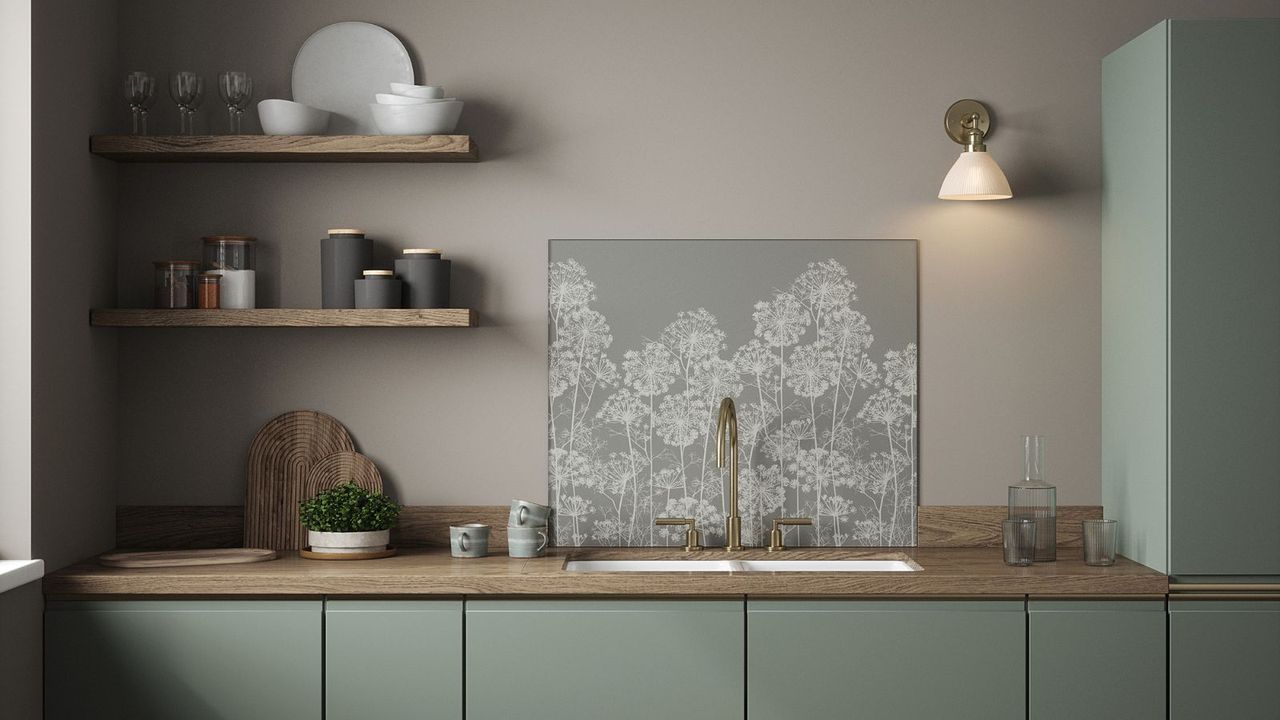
[{"xmin": 549, "ymin": 255, "xmax": 917, "ymax": 547}]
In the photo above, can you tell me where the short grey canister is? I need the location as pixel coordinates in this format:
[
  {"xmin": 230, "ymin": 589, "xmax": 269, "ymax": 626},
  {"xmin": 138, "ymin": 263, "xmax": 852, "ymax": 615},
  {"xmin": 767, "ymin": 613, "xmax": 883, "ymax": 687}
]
[
  {"xmin": 393, "ymin": 248, "xmax": 451, "ymax": 308},
  {"xmin": 353, "ymin": 270, "xmax": 402, "ymax": 309}
]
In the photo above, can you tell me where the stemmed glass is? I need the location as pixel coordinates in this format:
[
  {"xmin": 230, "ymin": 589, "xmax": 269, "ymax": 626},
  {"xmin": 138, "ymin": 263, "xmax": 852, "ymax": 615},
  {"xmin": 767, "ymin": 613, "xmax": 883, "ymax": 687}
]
[
  {"xmin": 217, "ymin": 71, "xmax": 254, "ymax": 134},
  {"xmin": 124, "ymin": 72, "xmax": 157, "ymax": 135},
  {"xmin": 169, "ymin": 72, "xmax": 204, "ymax": 135}
]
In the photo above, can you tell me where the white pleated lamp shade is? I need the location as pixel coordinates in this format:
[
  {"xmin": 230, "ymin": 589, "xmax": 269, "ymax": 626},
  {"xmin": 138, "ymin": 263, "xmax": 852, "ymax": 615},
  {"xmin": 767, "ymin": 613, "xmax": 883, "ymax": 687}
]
[{"xmin": 938, "ymin": 150, "xmax": 1013, "ymax": 200}]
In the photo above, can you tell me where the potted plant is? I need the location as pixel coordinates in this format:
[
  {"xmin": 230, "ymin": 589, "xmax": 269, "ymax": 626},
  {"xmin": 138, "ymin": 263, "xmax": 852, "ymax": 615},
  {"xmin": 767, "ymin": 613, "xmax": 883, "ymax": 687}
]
[{"xmin": 299, "ymin": 482, "xmax": 401, "ymax": 554}]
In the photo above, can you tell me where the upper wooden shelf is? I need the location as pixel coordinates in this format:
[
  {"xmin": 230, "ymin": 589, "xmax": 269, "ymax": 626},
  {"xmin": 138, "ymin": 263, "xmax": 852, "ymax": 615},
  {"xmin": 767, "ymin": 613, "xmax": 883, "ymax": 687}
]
[
  {"xmin": 89, "ymin": 134, "xmax": 478, "ymax": 162},
  {"xmin": 91, "ymin": 308, "xmax": 478, "ymax": 328}
]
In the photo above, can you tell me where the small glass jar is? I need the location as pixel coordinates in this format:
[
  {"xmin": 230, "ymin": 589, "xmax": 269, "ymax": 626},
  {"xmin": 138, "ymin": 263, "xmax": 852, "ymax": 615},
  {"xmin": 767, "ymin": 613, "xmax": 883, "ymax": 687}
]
[
  {"xmin": 153, "ymin": 260, "xmax": 199, "ymax": 308},
  {"xmin": 197, "ymin": 272, "xmax": 221, "ymax": 309},
  {"xmin": 202, "ymin": 235, "xmax": 257, "ymax": 309}
]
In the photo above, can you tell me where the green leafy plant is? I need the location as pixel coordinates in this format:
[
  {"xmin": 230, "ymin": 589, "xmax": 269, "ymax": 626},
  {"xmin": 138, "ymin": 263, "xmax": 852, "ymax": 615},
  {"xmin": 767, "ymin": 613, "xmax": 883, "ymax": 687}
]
[{"xmin": 299, "ymin": 482, "xmax": 401, "ymax": 532}]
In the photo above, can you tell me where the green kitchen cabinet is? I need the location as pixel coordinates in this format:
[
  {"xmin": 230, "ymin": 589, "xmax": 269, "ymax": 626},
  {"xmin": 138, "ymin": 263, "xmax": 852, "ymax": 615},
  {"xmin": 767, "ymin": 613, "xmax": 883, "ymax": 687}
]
[
  {"xmin": 747, "ymin": 600, "xmax": 1025, "ymax": 719},
  {"xmin": 326, "ymin": 600, "xmax": 462, "ymax": 720},
  {"xmin": 1029, "ymin": 600, "xmax": 1165, "ymax": 720},
  {"xmin": 1169, "ymin": 600, "xmax": 1280, "ymax": 718},
  {"xmin": 44, "ymin": 600, "xmax": 321, "ymax": 720},
  {"xmin": 1103, "ymin": 19, "xmax": 1280, "ymax": 577},
  {"xmin": 466, "ymin": 600, "xmax": 743, "ymax": 720}
]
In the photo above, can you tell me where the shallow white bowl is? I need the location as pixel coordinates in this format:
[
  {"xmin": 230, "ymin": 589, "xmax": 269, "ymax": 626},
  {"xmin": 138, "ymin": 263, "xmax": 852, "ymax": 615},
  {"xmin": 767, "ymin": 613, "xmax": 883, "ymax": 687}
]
[
  {"xmin": 258, "ymin": 99, "xmax": 331, "ymax": 135},
  {"xmin": 389, "ymin": 82, "xmax": 445, "ymax": 99},
  {"xmin": 370, "ymin": 100, "xmax": 463, "ymax": 135},
  {"xmin": 374, "ymin": 92, "xmax": 458, "ymax": 105}
]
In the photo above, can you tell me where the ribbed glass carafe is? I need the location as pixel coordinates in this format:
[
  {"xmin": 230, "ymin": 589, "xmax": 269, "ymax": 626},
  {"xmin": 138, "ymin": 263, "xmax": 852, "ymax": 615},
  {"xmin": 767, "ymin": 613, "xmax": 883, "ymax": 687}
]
[{"xmin": 1008, "ymin": 434, "xmax": 1057, "ymax": 562}]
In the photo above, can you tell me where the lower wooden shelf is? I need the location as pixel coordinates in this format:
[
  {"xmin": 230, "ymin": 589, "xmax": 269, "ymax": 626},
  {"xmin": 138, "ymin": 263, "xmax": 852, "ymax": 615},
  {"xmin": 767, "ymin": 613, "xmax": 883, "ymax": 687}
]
[{"xmin": 90, "ymin": 308, "xmax": 478, "ymax": 328}]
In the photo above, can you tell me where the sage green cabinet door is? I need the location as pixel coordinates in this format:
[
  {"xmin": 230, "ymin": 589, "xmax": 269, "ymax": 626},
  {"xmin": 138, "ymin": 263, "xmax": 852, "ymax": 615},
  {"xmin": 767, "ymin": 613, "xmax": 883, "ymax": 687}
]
[
  {"xmin": 466, "ymin": 600, "xmax": 743, "ymax": 720},
  {"xmin": 326, "ymin": 600, "xmax": 462, "ymax": 720},
  {"xmin": 1029, "ymin": 601, "xmax": 1165, "ymax": 720},
  {"xmin": 45, "ymin": 600, "xmax": 321, "ymax": 720},
  {"xmin": 747, "ymin": 600, "xmax": 1024, "ymax": 720},
  {"xmin": 1169, "ymin": 600, "xmax": 1280, "ymax": 718}
]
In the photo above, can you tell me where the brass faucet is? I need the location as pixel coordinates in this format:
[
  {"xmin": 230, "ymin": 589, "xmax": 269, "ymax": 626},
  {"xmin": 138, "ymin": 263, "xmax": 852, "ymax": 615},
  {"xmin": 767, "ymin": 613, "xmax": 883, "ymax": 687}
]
[{"xmin": 717, "ymin": 397, "xmax": 744, "ymax": 551}]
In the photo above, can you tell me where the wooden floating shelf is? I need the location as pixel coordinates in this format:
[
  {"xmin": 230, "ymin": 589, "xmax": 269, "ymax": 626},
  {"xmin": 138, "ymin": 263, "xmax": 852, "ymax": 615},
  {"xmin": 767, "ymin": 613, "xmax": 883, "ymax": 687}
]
[
  {"xmin": 89, "ymin": 134, "xmax": 478, "ymax": 162},
  {"xmin": 90, "ymin": 308, "xmax": 478, "ymax": 328}
]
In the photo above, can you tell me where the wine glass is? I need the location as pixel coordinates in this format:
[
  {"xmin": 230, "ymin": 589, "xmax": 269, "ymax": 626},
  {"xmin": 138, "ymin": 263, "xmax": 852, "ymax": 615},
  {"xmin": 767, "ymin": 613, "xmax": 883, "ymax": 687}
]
[
  {"xmin": 124, "ymin": 72, "xmax": 157, "ymax": 135},
  {"xmin": 217, "ymin": 71, "xmax": 254, "ymax": 134},
  {"xmin": 169, "ymin": 71, "xmax": 204, "ymax": 135}
]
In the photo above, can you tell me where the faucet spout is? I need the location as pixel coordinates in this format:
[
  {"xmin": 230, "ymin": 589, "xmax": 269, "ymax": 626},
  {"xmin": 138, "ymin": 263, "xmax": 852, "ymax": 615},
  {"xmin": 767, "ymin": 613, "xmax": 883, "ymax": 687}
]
[{"xmin": 716, "ymin": 397, "xmax": 743, "ymax": 551}]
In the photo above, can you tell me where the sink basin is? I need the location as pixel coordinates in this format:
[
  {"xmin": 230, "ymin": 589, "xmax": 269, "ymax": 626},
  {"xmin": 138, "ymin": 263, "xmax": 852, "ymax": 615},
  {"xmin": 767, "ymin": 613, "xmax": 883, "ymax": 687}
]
[
  {"xmin": 737, "ymin": 559, "xmax": 916, "ymax": 572},
  {"xmin": 564, "ymin": 558, "xmax": 917, "ymax": 573},
  {"xmin": 565, "ymin": 560, "xmax": 738, "ymax": 573}
]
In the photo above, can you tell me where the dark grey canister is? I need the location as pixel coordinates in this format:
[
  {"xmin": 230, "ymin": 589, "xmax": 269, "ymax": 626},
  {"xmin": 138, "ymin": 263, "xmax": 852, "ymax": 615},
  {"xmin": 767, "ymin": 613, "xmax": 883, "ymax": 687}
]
[
  {"xmin": 321, "ymin": 230, "xmax": 372, "ymax": 309},
  {"xmin": 354, "ymin": 276, "xmax": 402, "ymax": 309},
  {"xmin": 394, "ymin": 251, "xmax": 451, "ymax": 308}
]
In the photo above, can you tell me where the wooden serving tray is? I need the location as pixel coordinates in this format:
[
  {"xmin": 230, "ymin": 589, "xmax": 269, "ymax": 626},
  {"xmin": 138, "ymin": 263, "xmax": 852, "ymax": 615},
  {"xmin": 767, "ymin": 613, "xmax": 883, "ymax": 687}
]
[{"xmin": 98, "ymin": 548, "xmax": 278, "ymax": 568}]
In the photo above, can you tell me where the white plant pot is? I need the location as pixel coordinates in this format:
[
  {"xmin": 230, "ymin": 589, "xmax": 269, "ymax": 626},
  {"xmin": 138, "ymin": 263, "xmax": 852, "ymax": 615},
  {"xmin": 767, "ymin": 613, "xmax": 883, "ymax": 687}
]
[{"xmin": 307, "ymin": 529, "xmax": 390, "ymax": 554}]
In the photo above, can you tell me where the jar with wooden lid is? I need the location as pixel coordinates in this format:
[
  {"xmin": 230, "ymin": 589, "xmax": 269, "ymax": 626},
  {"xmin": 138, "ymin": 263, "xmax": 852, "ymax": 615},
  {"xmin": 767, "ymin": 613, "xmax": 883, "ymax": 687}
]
[
  {"xmin": 394, "ymin": 248, "xmax": 451, "ymax": 308},
  {"xmin": 321, "ymin": 228, "xmax": 371, "ymax": 309},
  {"xmin": 353, "ymin": 269, "xmax": 402, "ymax": 309},
  {"xmin": 197, "ymin": 272, "xmax": 221, "ymax": 309},
  {"xmin": 202, "ymin": 235, "xmax": 256, "ymax": 309},
  {"xmin": 154, "ymin": 260, "xmax": 199, "ymax": 309}
]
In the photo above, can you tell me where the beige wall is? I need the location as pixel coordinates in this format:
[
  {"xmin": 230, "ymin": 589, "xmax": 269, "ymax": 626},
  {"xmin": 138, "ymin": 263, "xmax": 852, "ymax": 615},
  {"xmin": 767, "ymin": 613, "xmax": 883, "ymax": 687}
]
[
  {"xmin": 32, "ymin": 0, "xmax": 119, "ymax": 570},
  {"xmin": 110, "ymin": 0, "xmax": 1280, "ymax": 510}
]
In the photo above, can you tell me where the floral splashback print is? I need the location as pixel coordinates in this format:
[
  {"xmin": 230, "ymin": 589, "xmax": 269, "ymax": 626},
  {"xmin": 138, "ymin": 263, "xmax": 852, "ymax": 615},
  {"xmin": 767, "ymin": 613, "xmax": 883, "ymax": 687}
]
[{"xmin": 548, "ymin": 240, "xmax": 917, "ymax": 547}]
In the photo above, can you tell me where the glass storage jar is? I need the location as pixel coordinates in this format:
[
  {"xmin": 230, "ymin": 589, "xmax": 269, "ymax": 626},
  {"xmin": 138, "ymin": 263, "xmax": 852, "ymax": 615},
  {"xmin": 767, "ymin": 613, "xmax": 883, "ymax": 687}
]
[
  {"xmin": 153, "ymin": 260, "xmax": 199, "ymax": 309},
  {"xmin": 202, "ymin": 235, "xmax": 257, "ymax": 309}
]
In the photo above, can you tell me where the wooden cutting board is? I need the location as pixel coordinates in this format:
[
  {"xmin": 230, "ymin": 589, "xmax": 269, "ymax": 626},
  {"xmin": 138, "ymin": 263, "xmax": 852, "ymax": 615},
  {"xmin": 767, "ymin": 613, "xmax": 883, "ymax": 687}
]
[
  {"xmin": 245, "ymin": 411, "xmax": 355, "ymax": 550},
  {"xmin": 303, "ymin": 451, "xmax": 383, "ymax": 501},
  {"xmin": 99, "ymin": 548, "xmax": 278, "ymax": 568}
]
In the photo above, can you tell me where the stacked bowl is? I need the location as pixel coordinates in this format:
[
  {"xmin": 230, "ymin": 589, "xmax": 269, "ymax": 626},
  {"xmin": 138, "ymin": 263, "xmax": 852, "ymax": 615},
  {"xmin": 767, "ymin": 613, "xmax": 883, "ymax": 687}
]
[
  {"xmin": 507, "ymin": 499, "xmax": 550, "ymax": 558},
  {"xmin": 370, "ymin": 82, "xmax": 464, "ymax": 135}
]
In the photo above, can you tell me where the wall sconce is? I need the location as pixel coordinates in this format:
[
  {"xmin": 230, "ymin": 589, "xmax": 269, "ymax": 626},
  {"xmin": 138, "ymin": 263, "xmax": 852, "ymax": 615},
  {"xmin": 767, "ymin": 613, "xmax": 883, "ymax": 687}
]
[{"xmin": 938, "ymin": 99, "xmax": 1012, "ymax": 200}]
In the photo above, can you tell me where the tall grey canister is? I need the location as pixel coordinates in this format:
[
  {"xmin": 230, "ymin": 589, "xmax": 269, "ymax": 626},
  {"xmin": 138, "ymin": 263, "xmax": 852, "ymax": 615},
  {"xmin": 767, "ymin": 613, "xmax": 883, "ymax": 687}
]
[
  {"xmin": 321, "ymin": 228, "xmax": 372, "ymax": 309},
  {"xmin": 394, "ymin": 248, "xmax": 451, "ymax": 308},
  {"xmin": 353, "ymin": 270, "xmax": 402, "ymax": 309}
]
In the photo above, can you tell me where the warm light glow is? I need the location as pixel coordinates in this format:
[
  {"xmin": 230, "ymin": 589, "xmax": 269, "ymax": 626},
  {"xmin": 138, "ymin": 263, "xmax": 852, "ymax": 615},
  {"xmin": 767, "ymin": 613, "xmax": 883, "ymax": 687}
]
[{"xmin": 938, "ymin": 149, "xmax": 1013, "ymax": 200}]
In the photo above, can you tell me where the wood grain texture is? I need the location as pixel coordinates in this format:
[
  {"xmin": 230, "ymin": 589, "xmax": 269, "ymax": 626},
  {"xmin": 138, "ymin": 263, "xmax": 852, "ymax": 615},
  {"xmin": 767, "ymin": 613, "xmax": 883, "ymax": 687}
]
[
  {"xmin": 119, "ymin": 505, "xmax": 1102, "ymax": 551},
  {"xmin": 245, "ymin": 411, "xmax": 356, "ymax": 550},
  {"xmin": 302, "ymin": 451, "xmax": 383, "ymax": 504},
  {"xmin": 43, "ymin": 547, "xmax": 1168, "ymax": 597},
  {"xmin": 89, "ymin": 134, "xmax": 478, "ymax": 162},
  {"xmin": 90, "ymin": 308, "xmax": 478, "ymax": 327},
  {"xmin": 918, "ymin": 506, "xmax": 1103, "ymax": 548},
  {"xmin": 117, "ymin": 505, "xmax": 510, "ymax": 550},
  {"xmin": 97, "ymin": 549, "xmax": 277, "ymax": 568}
]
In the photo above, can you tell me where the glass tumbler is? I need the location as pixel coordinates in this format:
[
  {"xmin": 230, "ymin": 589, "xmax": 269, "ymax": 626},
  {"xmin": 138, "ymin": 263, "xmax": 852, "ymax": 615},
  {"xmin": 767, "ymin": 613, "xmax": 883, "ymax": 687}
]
[
  {"xmin": 1003, "ymin": 518, "xmax": 1037, "ymax": 566},
  {"xmin": 1082, "ymin": 519, "xmax": 1118, "ymax": 566}
]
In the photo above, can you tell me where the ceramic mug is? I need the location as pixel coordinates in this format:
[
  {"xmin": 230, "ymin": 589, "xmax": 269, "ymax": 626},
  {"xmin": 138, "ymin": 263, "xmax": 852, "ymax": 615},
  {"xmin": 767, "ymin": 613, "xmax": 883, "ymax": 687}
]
[
  {"xmin": 450, "ymin": 523, "xmax": 490, "ymax": 558},
  {"xmin": 507, "ymin": 525, "xmax": 549, "ymax": 558},
  {"xmin": 508, "ymin": 498, "xmax": 551, "ymax": 528}
]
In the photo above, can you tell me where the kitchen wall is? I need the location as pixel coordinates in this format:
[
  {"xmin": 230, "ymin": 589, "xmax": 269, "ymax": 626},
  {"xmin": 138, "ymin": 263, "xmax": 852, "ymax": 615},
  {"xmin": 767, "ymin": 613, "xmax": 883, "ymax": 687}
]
[
  {"xmin": 110, "ymin": 0, "xmax": 1280, "ymax": 510},
  {"xmin": 32, "ymin": 0, "xmax": 119, "ymax": 570},
  {"xmin": 0, "ymin": 0, "xmax": 32, "ymax": 561}
]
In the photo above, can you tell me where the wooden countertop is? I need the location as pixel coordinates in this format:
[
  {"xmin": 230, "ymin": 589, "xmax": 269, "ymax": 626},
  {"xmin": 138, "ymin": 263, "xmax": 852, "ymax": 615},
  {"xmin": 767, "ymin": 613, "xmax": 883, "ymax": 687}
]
[{"xmin": 44, "ymin": 547, "xmax": 1167, "ymax": 598}]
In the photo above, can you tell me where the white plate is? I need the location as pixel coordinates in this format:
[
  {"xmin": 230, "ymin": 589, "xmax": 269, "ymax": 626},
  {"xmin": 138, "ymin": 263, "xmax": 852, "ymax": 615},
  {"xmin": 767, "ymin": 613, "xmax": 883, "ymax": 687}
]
[{"xmin": 291, "ymin": 22, "xmax": 414, "ymax": 134}]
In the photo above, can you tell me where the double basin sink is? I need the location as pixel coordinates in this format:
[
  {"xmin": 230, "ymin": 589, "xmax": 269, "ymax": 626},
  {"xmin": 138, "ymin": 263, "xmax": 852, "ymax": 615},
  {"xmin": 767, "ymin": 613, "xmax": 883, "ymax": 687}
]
[{"xmin": 566, "ymin": 558, "xmax": 918, "ymax": 573}]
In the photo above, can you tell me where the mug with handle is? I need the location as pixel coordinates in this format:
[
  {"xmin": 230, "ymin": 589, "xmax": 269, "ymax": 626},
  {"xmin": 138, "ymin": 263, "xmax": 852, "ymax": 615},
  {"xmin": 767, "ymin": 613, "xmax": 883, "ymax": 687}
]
[
  {"xmin": 450, "ymin": 523, "xmax": 490, "ymax": 558},
  {"xmin": 508, "ymin": 498, "xmax": 551, "ymax": 527},
  {"xmin": 507, "ymin": 525, "xmax": 549, "ymax": 558}
]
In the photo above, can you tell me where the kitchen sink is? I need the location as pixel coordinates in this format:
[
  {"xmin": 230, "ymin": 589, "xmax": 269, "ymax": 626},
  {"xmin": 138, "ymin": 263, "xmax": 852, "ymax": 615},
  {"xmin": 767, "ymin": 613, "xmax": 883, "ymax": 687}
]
[{"xmin": 564, "ymin": 558, "xmax": 917, "ymax": 573}]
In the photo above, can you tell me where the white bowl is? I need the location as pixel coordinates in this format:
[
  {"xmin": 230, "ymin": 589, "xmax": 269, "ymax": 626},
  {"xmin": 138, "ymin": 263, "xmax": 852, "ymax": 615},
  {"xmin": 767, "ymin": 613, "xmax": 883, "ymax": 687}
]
[
  {"xmin": 258, "ymin": 99, "xmax": 331, "ymax": 135},
  {"xmin": 389, "ymin": 82, "xmax": 445, "ymax": 99},
  {"xmin": 374, "ymin": 92, "xmax": 458, "ymax": 106},
  {"xmin": 369, "ymin": 100, "xmax": 463, "ymax": 135}
]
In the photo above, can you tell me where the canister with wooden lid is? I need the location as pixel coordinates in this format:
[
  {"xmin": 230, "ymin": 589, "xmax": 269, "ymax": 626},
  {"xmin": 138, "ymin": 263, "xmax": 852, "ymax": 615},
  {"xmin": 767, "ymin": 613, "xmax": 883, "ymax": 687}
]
[{"xmin": 393, "ymin": 248, "xmax": 451, "ymax": 308}]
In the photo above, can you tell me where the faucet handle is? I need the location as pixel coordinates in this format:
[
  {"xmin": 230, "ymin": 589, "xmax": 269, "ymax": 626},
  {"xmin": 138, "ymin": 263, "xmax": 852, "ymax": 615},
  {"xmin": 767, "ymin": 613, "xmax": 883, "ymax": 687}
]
[
  {"xmin": 655, "ymin": 517, "xmax": 703, "ymax": 552},
  {"xmin": 767, "ymin": 517, "xmax": 813, "ymax": 552}
]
